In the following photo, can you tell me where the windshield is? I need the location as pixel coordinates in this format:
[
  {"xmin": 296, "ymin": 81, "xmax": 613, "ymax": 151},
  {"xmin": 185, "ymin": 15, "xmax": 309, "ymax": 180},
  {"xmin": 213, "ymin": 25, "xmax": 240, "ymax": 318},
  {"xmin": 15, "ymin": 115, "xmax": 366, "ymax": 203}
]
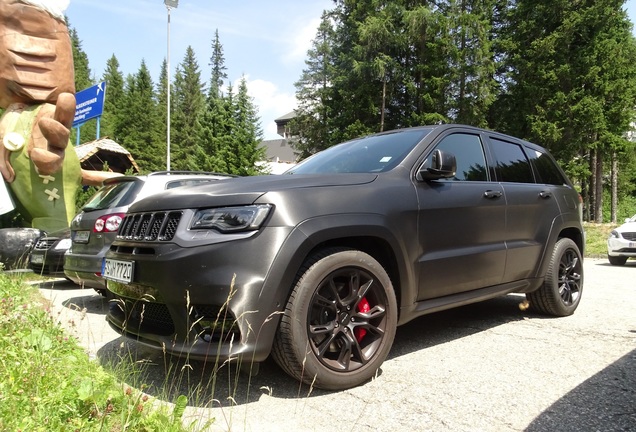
[
  {"xmin": 286, "ymin": 129, "xmax": 432, "ymax": 174},
  {"xmin": 82, "ymin": 180, "xmax": 142, "ymax": 211}
]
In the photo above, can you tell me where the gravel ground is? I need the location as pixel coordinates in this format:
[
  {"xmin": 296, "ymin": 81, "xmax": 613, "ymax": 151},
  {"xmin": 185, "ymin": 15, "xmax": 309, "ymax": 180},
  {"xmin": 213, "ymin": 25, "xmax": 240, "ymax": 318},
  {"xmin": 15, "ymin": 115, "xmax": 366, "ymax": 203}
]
[{"xmin": 38, "ymin": 258, "xmax": 636, "ymax": 432}]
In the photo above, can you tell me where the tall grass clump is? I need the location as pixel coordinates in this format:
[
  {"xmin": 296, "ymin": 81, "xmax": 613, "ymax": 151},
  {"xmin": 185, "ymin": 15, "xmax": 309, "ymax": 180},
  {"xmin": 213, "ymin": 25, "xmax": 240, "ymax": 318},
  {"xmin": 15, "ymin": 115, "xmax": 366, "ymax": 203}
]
[{"xmin": 0, "ymin": 271, "xmax": 194, "ymax": 431}]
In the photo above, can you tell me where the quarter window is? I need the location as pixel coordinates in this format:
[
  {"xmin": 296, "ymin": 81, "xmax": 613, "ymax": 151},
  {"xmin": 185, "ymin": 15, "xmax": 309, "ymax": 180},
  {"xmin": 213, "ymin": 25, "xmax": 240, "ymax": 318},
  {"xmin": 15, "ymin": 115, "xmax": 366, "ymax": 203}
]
[{"xmin": 526, "ymin": 149, "xmax": 568, "ymax": 186}]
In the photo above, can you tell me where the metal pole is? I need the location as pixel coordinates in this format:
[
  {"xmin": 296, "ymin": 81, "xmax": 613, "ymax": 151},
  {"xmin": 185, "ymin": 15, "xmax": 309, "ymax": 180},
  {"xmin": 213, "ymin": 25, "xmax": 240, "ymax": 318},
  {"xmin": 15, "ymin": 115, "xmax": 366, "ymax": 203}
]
[{"xmin": 166, "ymin": 5, "xmax": 171, "ymax": 171}]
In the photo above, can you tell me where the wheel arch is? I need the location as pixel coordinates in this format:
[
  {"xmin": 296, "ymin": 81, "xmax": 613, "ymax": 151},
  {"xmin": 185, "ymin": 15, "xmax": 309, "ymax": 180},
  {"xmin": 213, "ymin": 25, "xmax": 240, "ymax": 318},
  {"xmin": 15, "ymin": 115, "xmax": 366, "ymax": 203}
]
[
  {"xmin": 532, "ymin": 218, "xmax": 585, "ymax": 280},
  {"xmin": 264, "ymin": 214, "xmax": 414, "ymax": 324}
]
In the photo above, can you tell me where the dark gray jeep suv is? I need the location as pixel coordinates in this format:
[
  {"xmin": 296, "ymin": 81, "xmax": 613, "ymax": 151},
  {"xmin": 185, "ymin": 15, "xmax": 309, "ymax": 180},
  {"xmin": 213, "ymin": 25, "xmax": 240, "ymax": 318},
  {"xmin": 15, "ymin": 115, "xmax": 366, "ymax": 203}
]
[{"xmin": 104, "ymin": 125, "xmax": 584, "ymax": 390}]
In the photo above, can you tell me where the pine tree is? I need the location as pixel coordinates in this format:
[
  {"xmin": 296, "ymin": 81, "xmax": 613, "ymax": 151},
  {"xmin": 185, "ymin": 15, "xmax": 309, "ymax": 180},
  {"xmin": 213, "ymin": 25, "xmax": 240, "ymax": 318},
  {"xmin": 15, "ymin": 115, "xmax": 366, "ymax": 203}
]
[
  {"xmin": 115, "ymin": 61, "xmax": 163, "ymax": 172},
  {"xmin": 199, "ymin": 31, "xmax": 231, "ymax": 172},
  {"xmin": 293, "ymin": 11, "xmax": 337, "ymax": 157},
  {"xmin": 100, "ymin": 55, "xmax": 125, "ymax": 141},
  {"xmin": 170, "ymin": 47, "xmax": 206, "ymax": 171},
  {"xmin": 156, "ymin": 58, "xmax": 168, "ymax": 169},
  {"xmin": 230, "ymin": 77, "xmax": 265, "ymax": 175},
  {"xmin": 491, "ymin": 0, "xmax": 636, "ymax": 222},
  {"xmin": 445, "ymin": 0, "xmax": 496, "ymax": 127}
]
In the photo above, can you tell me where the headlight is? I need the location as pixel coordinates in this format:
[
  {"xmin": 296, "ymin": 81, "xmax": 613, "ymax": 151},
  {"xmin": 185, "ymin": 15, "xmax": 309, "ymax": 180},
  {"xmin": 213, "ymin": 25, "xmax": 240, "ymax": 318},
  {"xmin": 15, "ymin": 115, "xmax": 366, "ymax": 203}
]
[
  {"xmin": 191, "ymin": 205, "xmax": 271, "ymax": 233},
  {"xmin": 55, "ymin": 238, "xmax": 72, "ymax": 250},
  {"xmin": 609, "ymin": 230, "xmax": 619, "ymax": 239}
]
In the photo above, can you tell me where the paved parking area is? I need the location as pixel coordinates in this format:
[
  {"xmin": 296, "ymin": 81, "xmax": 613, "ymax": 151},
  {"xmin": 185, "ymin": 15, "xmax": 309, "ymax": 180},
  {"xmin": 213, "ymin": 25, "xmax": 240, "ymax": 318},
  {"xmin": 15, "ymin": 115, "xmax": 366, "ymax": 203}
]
[{"xmin": 38, "ymin": 258, "xmax": 636, "ymax": 432}]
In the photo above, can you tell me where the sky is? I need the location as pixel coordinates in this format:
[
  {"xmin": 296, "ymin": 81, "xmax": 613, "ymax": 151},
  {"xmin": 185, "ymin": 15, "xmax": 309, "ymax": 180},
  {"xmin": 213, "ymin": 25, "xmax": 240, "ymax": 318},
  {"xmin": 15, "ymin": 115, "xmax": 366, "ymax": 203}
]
[
  {"xmin": 64, "ymin": 0, "xmax": 636, "ymax": 141},
  {"xmin": 64, "ymin": 0, "xmax": 333, "ymax": 140}
]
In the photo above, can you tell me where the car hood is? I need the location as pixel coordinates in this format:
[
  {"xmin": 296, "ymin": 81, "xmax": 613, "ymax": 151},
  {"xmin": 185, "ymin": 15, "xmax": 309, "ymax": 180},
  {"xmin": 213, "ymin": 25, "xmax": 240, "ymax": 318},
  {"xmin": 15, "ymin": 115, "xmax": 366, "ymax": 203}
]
[
  {"xmin": 616, "ymin": 221, "xmax": 636, "ymax": 232},
  {"xmin": 129, "ymin": 173, "xmax": 378, "ymax": 212}
]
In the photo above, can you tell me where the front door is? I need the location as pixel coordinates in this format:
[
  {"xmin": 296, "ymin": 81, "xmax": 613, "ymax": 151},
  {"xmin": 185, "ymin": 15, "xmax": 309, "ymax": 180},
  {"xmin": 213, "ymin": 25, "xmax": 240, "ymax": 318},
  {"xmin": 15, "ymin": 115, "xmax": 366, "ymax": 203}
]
[{"xmin": 415, "ymin": 132, "xmax": 507, "ymax": 301}]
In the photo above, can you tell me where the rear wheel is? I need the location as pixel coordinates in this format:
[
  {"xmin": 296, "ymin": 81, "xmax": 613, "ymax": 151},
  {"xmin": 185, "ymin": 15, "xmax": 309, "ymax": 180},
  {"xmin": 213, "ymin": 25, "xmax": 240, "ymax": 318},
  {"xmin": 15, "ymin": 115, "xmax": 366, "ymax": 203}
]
[
  {"xmin": 272, "ymin": 248, "xmax": 397, "ymax": 390},
  {"xmin": 527, "ymin": 238, "xmax": 583, "ymax": 316},
  {"xmin": 607, "ymin": 255, "xmax": 627, "ymax": 266}
]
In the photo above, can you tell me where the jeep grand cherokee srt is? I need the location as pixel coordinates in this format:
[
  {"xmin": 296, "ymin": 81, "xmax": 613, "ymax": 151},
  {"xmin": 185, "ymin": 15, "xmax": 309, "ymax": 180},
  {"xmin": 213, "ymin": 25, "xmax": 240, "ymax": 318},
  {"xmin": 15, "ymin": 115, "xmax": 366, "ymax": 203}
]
[{"xmin": 103, "ymin": 125, "xmax": 584, "ymax": 390}]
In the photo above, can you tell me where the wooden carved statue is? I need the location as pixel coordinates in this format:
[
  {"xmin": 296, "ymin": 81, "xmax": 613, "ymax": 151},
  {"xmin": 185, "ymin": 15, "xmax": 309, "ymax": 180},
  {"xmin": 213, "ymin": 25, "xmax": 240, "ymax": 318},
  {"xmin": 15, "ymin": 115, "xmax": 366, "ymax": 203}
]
[{"xmin": 0, "ymin": 0, "xmax": 119, "ymax": 232}]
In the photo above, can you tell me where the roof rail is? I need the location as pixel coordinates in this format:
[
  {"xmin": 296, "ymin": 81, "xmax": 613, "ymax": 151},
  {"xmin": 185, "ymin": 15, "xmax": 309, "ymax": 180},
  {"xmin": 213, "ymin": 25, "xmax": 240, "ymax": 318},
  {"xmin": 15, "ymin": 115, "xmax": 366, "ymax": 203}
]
[{"xmin": 148, "ymin": 171, "xmax": 239, "ymax": 177}]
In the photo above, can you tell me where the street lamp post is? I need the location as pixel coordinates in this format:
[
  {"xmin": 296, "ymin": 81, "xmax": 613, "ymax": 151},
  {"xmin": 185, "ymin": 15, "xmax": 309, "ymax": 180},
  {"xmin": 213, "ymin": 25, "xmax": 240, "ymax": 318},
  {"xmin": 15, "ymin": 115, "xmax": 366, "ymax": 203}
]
[{"xmin": 164, "ymin": 0, "xmax": 178, "ymax": 171}]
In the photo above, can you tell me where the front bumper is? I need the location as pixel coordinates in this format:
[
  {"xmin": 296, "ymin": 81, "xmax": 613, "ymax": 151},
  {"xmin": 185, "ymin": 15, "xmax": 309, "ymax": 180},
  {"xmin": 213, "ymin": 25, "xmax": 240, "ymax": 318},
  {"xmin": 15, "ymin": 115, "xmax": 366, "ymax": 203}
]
[
  {"xmin": 607, "ymin": 237, "xmax": 636, "ymax": 257},
  {"xmin": 104, "ymin": 225, "xmax": 293, "ymax": 363}
]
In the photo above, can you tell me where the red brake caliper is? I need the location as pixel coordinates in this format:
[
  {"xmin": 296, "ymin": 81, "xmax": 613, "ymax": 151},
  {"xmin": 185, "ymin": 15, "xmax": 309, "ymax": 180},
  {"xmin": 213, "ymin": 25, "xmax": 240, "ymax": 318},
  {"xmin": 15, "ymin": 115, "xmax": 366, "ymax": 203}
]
[{"xmin": 354, "ymin": 297, "xmax": 370, "ymax": 342}]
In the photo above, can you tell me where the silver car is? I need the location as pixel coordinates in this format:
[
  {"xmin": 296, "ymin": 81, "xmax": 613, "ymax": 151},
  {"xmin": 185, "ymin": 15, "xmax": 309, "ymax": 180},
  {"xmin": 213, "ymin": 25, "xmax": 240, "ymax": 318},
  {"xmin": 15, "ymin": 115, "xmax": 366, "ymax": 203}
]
[
  {"xmin": 64, "ymin": 171, "xmax": 233, "ymax": 294},
  {"xmin": 607, "ymin": 214, "xmax": 636, "ymax": 266}
]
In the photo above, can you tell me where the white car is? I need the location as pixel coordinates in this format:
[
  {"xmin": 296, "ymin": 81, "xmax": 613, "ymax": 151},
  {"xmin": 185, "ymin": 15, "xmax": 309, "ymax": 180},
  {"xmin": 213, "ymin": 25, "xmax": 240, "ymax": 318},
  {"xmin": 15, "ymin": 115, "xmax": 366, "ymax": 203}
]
[{"xmin": 607, "ymin": 214, "xmax": 636, "ymax": 265}]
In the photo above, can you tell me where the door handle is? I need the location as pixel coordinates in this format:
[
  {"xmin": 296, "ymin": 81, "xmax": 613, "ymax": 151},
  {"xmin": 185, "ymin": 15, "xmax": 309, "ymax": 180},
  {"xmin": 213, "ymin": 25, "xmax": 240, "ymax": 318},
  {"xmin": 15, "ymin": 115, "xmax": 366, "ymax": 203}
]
[
  {"xmin": 539, "ymin": 191, "xmax": 552, "ymax": 199},
  {"xmin": 483, "ymin": 190, "xmax": 503, "ymax": 199}
]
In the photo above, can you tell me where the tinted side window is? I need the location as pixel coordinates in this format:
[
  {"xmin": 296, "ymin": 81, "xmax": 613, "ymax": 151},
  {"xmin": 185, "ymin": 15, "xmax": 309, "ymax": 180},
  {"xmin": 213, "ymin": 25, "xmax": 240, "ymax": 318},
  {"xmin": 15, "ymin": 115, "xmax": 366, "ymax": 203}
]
[
  {"xmin": 526, "ymin": 149, "xmax": 568, "ymax": 186},
  {"xmin": 431, "ymin": 133, "xmax": 488, "ymax": 181},
  {"xmin": 489, "ymin": 138, "xmax": 534, "ymax": 183}
]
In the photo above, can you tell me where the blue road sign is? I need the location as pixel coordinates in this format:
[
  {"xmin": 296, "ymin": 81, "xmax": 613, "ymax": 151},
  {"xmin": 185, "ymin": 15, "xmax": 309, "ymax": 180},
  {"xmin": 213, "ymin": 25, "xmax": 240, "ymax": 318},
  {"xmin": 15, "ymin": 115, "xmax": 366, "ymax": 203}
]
[{"xmin": 73, "ymin": 82, "xmax": 106, "ymax": 127}]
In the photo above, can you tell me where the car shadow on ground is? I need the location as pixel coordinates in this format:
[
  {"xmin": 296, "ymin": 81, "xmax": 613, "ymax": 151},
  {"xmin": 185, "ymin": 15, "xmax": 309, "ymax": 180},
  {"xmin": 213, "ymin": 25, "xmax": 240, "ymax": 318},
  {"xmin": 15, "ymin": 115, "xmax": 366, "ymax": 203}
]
[
  {"xmin": 525, "ymin": 348, "xmax": 636, "ymax": 432},
  {"xmin": 593, "ymin": 260, "xmax": 636, "ymax": 268},
  {"xmin": 94, "ymin": 293, "xmax": 540, "ymax": 408},
  {"xmin": 34, "ymin": 278, "xmax": 110, "ymax": 314},
  {"xmin": 61, "ymin": 294, "xmax": 109, "ymax": 315}
]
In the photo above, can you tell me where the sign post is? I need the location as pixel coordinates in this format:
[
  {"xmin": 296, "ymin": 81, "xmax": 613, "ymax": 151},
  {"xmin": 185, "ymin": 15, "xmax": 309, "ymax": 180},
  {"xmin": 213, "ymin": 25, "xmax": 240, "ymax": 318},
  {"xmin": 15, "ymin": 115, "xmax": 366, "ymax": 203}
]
[{"xmin": 73, "ymin": 81, "xmax": 107, "ymax": 144}]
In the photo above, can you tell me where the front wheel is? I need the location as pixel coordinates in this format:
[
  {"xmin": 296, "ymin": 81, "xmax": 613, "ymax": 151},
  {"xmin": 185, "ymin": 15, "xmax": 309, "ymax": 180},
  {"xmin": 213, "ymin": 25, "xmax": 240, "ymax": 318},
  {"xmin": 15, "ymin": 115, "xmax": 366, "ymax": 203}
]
[
  {"xmin": 527, "ymin": 238, "xmax": 583, "ymax": 316},
  {"xmin": 272, "ymin": 248, "xmax": 397, "ymax": 390}
]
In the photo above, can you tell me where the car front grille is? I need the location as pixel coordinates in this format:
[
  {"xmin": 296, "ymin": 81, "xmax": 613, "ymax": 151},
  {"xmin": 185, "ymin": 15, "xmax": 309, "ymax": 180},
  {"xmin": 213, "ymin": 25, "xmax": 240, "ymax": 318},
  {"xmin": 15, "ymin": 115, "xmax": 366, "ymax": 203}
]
[
  {"xmin": 118, "ymin": 211, "xmax": 183, "ymax": 242},
  {"xmin": 34, "ymin": 238, "xmax": 56, "ymax": 250},
  {"xmin": 622, "ymin": 232, "xmax": 636, "ymax": 241}
]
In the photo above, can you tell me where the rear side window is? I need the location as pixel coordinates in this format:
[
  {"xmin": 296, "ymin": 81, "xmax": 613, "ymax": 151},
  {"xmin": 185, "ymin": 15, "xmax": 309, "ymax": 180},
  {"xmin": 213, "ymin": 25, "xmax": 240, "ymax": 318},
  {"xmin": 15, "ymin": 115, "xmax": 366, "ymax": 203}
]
[
  {"xmin": 489, "ymin": 138, "xmax": 534, "ymax": 183},
  {"xmin": 82, "ymin": 181, "xmax": 142, "ymax": 211},
  {"xmin": 431, "ymin": 133, "xmax": 488, "ymax": 181},
  {"xmin": 526, "ymin": 149, "xmax": 568, "ymax": 186}
]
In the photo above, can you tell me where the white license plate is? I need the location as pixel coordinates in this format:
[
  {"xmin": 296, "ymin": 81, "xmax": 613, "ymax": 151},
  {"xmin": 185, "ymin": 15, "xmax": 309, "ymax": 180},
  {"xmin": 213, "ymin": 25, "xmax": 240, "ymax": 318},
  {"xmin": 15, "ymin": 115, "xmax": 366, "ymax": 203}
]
[
  {"xmin": 31, "ymin": 254, "xmax": 43, "ymax": 265},
  {"xmin": 102, "ymin": 258, "xmax": 134, "ymax": 283},
  {"xmin": 630, "ymin": 242, "xmax": 636, "ymax": 248},
  {"xmin": 74, "ymin": 230, "xmax": 90, "ymax": 243}
]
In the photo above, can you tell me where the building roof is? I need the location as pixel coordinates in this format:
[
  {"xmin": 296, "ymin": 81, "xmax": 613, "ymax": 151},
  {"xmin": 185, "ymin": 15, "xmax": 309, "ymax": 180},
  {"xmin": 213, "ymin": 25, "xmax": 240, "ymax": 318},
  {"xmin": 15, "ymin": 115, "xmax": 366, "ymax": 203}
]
[
  {"xmin": 74, "ymin": 138, "xmax": 140, "ymax": 174},
  {"xmin": 274, "ymin": 110, "xmax": 297, "ymax": 123},
  {"xmin": 259, "ymin": 138, "xmax": 299, "ymax": 163}
]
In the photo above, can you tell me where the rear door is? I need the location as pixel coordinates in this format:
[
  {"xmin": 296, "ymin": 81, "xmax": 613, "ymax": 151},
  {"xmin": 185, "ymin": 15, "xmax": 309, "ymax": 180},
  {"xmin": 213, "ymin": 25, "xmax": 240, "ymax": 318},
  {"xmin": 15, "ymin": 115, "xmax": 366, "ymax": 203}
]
[
  {"xmin": 415, "ymin": 131, "xmax": 507, "ymax": 300},
  {"xmin": 485, "ymin": 136, "xmax": 562, "ymax": 282}
]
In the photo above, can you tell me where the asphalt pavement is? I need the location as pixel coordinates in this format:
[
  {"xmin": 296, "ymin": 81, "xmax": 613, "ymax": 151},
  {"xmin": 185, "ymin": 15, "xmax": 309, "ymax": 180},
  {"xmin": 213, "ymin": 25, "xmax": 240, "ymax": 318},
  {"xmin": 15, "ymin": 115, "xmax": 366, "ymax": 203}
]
[{"xmin": 37, "ymin": 258, "xmax": 636, "ymax": 432}]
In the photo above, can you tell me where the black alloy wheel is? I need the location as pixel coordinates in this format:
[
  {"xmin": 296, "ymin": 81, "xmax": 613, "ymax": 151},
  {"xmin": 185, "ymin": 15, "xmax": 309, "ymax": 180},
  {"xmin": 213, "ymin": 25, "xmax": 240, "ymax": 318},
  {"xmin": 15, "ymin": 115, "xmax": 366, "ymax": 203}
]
[
  {"xmin": 527, "ymin": 238, "xmax": 583, "ymax": 317},
  {"xmin": 272, "ymin": 248, "xmax": 397, "ymax": 390}
]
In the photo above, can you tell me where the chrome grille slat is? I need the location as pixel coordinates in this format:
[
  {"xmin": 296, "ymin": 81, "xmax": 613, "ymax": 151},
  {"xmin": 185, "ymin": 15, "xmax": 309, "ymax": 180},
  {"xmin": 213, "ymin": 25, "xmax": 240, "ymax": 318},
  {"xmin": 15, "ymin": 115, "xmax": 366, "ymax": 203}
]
[{"xmin": 117, "ymin": 211, "xmax": 183, "ymax": 242}]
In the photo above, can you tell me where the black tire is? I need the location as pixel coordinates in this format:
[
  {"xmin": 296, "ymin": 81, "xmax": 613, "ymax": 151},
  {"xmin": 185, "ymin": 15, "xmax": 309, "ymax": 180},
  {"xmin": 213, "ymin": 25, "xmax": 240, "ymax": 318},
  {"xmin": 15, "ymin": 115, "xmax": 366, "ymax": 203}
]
[
  {"xmin": 272, "ymin": 248, "xmax": 397, "ymax": 390},
  {"xmin": 527, "ymin": 238, "xmax": 583, "ymax": 316},
  {"xmin": 608, "ymin": 255, "xmax": 627, "ymax": 266}
]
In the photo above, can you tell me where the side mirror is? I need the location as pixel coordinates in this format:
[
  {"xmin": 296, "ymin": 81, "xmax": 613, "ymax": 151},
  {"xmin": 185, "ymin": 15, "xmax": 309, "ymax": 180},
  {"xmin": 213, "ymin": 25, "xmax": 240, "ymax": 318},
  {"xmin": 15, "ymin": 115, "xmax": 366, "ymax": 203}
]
[{"xmin": 418, "ymin": 149, "xmax": 457, "ymax": 181}]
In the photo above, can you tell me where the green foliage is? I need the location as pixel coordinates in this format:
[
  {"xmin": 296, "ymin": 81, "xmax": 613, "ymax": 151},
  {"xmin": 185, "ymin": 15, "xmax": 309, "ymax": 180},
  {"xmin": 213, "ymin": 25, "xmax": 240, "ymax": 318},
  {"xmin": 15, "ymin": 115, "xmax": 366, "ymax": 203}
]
[
  {"xmin": 0, "ymin": 274, "xmax": 195, "ymax": 431},
  {"xmin": 171, "ymin": 46, "xmax": 206, "ymax": 172},
  {"xmin": 582, "ymin": 223, "xmax": 614, "ymax": 257},
  {"xmin": 100, "ymin": 55, "xmax": 126, "ymax": 141},
  {"xmin": 115, "ymin": 62, "xmax": 165, "ymax": 173}
]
